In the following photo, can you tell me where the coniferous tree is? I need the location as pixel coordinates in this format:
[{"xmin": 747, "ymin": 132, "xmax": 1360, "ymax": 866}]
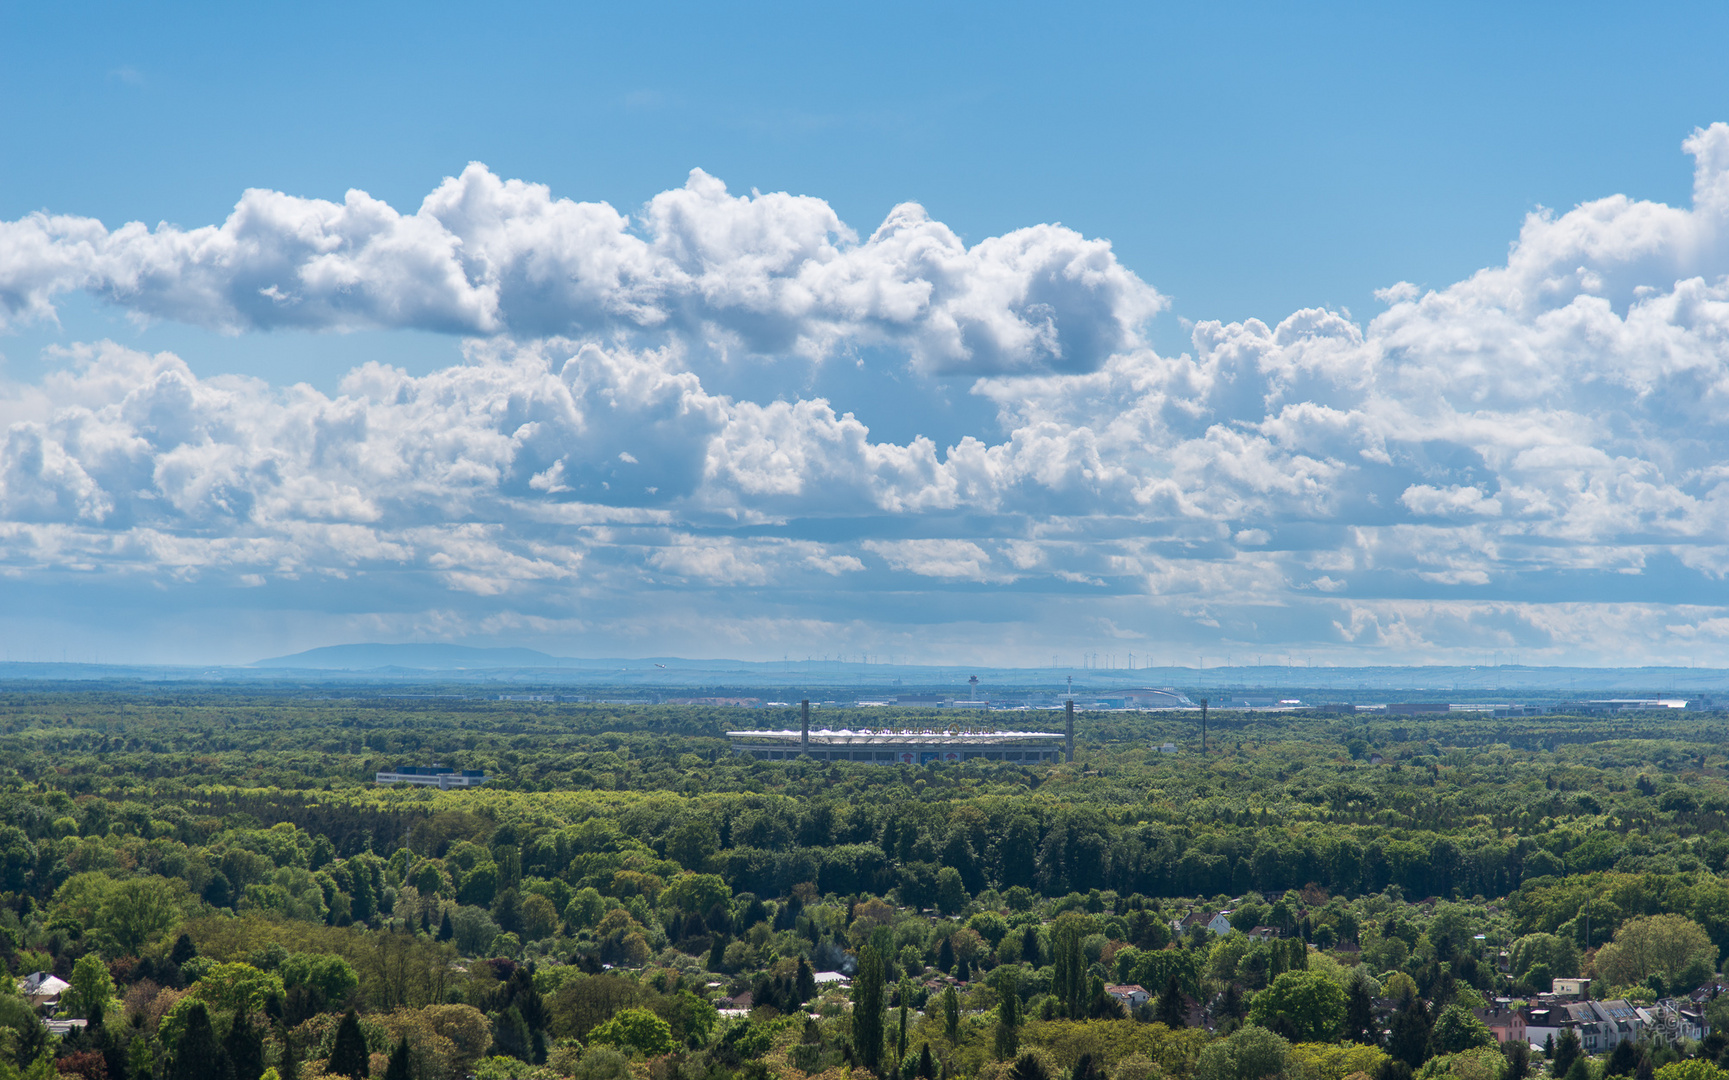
[
  {"xmin": 1346, "ymin": 980, "xmax": 1376, "ymax": 1044},
  {"xmin": 436, "ymin": 911, "xmax": 454, "ymax": 942},
  {"xmin": 1387, "ymin": 996, "xmax": 1432, "ymax": 1069},
  {"xmin": 492, "ymin": 1006, "xmax": 532, "ymax": 1062},
  {"xmin": 796, "ymin": 957, "xmax": 817, "ymax": 1004},
  {"xmin": 97, "ymin": 1018, "xmax": 128, "ymax": 1080},
  {"xmin": 916, "ymin": 1043, "xmax": 935, "ymax": 1080},
  {"xmin": 942, "ymin": 986, "xmax": 960, "ymax": 1042},
  {"xmin": 383, "ymin": 1036, "xmax": 411, "ymax": 1080},
  {"xmin": 1158, "ymin": 973, "xmax": 1186, "ymax": 1028},
  {"xmin": 1220, "ymin": 982, "xmax": 1245, "ymax": 1022},
  {"xmin": 1606, "ymin": 1039, "xmax": 1639, "ymax": 1078},
  {"xmin": 1087, "ymin": 975, "xmax": 1121, "ymax": 1020},
  {"xmin": 225, "ymin": 1007, "xmax": 266, "ymax": 1080},
  {"xmin": 170, "ymin": 1002, "xmax": 223, "ymax": 1080},
  {"xmin": 955, "ymin": 956, "xmax": 970, "ymax": 983},
  {"xmin": 1551, "ymin": 1029, "xmax": 1582, "ymax": 1079},
  {"xmin": 328, "ymin": 1009, "xmax": 370, "ymax": 1080},
  {"xmin": 278, "ymin": 1026, "xmax": 300, "ymax": 1080},
  {"xmin": 170, "ymin": 934, "xmax": 199, "ymax": 967},
  {"xmin": 1021, "ymin": 927, "xmax": 1040, "ymax": 966},
  {"xmin": 1502, "ymin": 1039, "xmax": 1531, "ymax": 1080},
  {"xmin": 1070, "ymin": 1053, "xmax": 1105, "ymax": 1080},
  {"xmin": 1007, "ymin": 1053, "xmax": 1048, "ymax": 1080},
  {"xmin": 937, "ymin": 937, "xmax": 955, "ymax": 974}
]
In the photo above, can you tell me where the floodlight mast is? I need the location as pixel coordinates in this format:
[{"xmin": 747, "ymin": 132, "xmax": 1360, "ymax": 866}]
[
  {"xmin": 1199, "ymin": 698, "xmax": 1209, "ymax": 754},
  {"xmin": 1065, "ymin": 700, "xmax": 1075, "ymax": 763}
]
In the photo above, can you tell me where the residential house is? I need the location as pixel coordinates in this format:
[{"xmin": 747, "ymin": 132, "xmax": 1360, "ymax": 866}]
[
  {"xmin": 1653, "ymin": 999, "xmax": 1710, "ymax": 1042},
  {"xmin": 1474, "ymin": 1003, "xmax": 1526, "ymax": 1044},
  {"xmin": 1105, "ymin": 984, "xmax": 1151, "ymax": 1010},
  {"xmin": 1525, "ymin": 1026, "xmax": 1563, "ymax": 1052},
  {"xmin": 1552, "ymin": 978, "xmax": 1592, "ymax": 999},
  {"xmin": 1691, "ymin": 978, "xmax": 1729, "ymax": 1005},
  {"xmin": 1247, "ymin": 926, "xmax": 1281, "ymax": 942},
  {"xmin": 1561, "ymin": 1002, "xmax": 1615, "ymax": 1053},
  {"xmin": 1559, "ymin": 999, "xmax": 1647, "ymax": 1053},
  {"xmin": 1171, "ymin": 910, "xmax": 1234, "ymax": 938},
  {"xmin": 19, "ymin": 973, "xmax": 68, "ymax": 1009}
]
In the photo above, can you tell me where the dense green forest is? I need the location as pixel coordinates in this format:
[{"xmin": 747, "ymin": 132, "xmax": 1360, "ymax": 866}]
[{"xmin": 6, "ymin": 690, "xmax": 1729, "ymax": 1080}]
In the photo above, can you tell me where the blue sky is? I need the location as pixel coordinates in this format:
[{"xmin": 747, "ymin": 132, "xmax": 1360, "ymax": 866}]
[{"xmin": 2, "ymin": 1, "xmax": 1729, "ymax": 666}]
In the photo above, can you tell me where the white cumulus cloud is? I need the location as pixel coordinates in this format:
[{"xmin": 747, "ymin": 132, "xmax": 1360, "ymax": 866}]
[{"xmin": 0, "ymin": 166, "xmax": 1164, "ymax": 376}]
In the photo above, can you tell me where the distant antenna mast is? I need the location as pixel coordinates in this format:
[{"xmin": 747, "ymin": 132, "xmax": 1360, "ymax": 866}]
[
  {"xmin": 800, "ymin": 700, "xmax": 810, "ymax": 757},
  {"xmin": 1200, "ymin": 698, "xmax": 1209, "ymax": 754}
]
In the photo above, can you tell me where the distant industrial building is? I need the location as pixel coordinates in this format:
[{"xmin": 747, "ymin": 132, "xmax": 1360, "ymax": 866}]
[
  {"xmin": 1559, "ymin": 699, "xmax": 1692, "ymax": 713},
  {"xmin": 727, "ymin": 727, "xmax": 1066, "ymax": 764},
  {"xmin": 1354, "ymin": 699, "xmax": 1695, "ymax": 716},
  {"xmin": 375, "ymin": 765, "xmax": 487, "ymax": 789}
]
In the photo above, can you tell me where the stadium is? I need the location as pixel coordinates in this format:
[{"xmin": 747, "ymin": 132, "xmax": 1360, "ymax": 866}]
[{"xmin": 727, "ymin": 724, "xmax": 1069, "ymax": 765}]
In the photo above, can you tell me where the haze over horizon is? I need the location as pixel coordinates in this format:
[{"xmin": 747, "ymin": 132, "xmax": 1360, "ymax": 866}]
[{"xmin": 5, "ymin": 4, "xmax": 1729, "ymax": 668}]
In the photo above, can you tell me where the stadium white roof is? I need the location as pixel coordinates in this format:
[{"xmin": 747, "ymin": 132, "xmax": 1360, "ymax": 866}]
[{"xmin": 727, "ymin": 727, "xmax": 1063, "ymax": 746}]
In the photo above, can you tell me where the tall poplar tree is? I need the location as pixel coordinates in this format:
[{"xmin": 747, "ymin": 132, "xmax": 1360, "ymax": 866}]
[
  {"xmin": 854, "ymin": 945, "xmax": 885, "ymax": 1075},
  {"xmin": 992, "ymin": 968, "xmax": 1021, "ymax": 1060},
  {"xmin": 1049, "ymin": 916, "xmax": 1088, "ymax": 1018},
  {"xmin": 897, "ymin": 976, "xmax": 912, "ymax": 1066}
]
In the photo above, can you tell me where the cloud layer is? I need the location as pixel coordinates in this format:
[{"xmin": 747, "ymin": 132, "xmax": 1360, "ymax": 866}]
[
  {"xmin": 0, "ymin": 166, "xmax": 1163, "ymax": 376},
  {"xmin": 3, "ymin": 125, "xmax": 1729, "ymax": 664}
]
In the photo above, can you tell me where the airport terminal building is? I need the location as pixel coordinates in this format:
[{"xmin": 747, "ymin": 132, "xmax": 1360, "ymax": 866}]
[{"xmin": 727, "ymin": 727, "xmax": 1067, "ymax": 765}]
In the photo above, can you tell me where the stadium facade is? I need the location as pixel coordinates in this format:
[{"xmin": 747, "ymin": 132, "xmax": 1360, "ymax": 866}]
[{"xmin": 727, "ymin": 726, "xmax": 1067, "ymax": 765}]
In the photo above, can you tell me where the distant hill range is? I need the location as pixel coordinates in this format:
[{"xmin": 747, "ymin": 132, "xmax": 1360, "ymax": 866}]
[
  {"xmin": 253, "ymin": 643, "xmax": 573, "ymax": 670},
  {"xmin": 0, "ymin": 642, "xmax": 1724, "ymax": 697}
]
